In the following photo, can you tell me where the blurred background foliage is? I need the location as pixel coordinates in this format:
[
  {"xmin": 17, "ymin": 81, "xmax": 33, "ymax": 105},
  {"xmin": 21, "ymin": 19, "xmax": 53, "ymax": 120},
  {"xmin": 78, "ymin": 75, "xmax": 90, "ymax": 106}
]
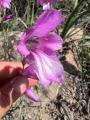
[{"xmin": 4, "ymin": 0, "xmax": 89, "ymax": 37}]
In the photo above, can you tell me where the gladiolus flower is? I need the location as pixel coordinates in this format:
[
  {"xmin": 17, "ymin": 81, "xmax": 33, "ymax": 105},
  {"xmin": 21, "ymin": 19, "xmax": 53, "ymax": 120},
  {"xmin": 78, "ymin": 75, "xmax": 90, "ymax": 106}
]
[
  {"xmin": 39, "ymin": 0, "xmax": 56, "ymax": 10},
  {"xmin": 0, "ymin": 0, "xmax": 11, "ymax": 9},
  {"xmin": 39, "ymin": 0, "xmax": 56, "ymax": 5},
  {"xmin": 18, "ymin": 9, "xmax": 64, "ymax": 101}
]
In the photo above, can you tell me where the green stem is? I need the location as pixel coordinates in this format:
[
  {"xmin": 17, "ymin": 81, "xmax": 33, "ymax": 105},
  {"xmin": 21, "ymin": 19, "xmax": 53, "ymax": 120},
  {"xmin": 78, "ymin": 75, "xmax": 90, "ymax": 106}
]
[{"xmin": 31, "ymin": 0, "xmax": 35, "ymax": 25}]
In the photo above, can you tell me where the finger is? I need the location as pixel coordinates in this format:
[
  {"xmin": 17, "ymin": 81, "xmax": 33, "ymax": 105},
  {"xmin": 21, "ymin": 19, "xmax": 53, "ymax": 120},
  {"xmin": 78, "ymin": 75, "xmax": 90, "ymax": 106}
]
[
  {"xmin": 0, "ymin": 62, "xmax": 23, "ymax": 80},
  {"xmin": 13, "ymin": 76, "xmax": 38, "ymax": 94},
  {"xmin": 0, "ymin": 76, "xmax": 37, "ymax": 119}
]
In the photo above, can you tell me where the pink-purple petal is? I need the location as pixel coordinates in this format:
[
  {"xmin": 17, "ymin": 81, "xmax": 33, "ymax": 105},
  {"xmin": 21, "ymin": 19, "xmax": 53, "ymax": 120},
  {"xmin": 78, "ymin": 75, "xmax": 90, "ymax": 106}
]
[
  {"xmin": 26, "ymin": 88, "xmax": 40, "ymax": 102},
  {"xmin": 25, "ymin": 54, "xmax": 34, "ymax": 64},
  {"xmin": 18, "ymin": 41, "xmax": 30, "ymax": 56},
  {"xmin": 3, "ymin": 14, "xmax": 14, "ymax": 21},
  {"xmin": 39, "ymin": 0, "xmax": 56, "ymax": 5},
  {"xmin": 50, "ymin": 0, "xmax": 56, "ymax": 4},
  {"xmin": 39, "ymin": 33, "xmax": 63, "ymax": 51},
  {"xmin": 39, "ymin": 0, "xmax": 45, "ymax": 5},
  {"xmin": 33, "ymin": 9, "xmax": 62, "ymax": 37},
  {"xmin": 45, "ymin": 33, "xmax": 63, "ymax": 50},
  {"xmin": 37, "ymin": 51, "xmax": 64, "ymax": 84},
  {"xmin": 32, "ymin": 51, "xmax": 64, "ymax": 87},
  {"xmin": 0, "ymin": 0, "xmax": 11, "ymax": 9},
  {"xmin": 31, "ymin": 52, "xmax": 52, "ymax": 87},
  {"xmin": 23, "ymin": 65, "xmax": 38, "ymax": 80}
]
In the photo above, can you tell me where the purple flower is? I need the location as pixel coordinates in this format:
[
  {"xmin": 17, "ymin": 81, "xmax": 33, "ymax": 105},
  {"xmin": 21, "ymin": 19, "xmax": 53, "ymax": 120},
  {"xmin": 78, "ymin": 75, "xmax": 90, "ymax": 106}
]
[
  {"xmin": 18, "ymin": 9, "xmax": 64, "ymax": 100},
  {"xmin": 3, "ymin": 14, "xmax": 14, "ymax": 21},
  {"xmin": 39, "ymin": 0, "xmax": 56, "ymax": 10},
  {"xmin": 0, "ymin": 0, "xmax": 11, "ymax": 9},
  {"xmin": 39, "ymin": 0, "xmax": 56, "ymax": 5}
]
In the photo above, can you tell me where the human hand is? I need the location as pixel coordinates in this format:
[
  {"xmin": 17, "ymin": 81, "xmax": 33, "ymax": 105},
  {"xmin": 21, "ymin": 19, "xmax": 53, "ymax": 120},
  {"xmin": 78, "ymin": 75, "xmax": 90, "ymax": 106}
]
[{"xmin": 0, "ymin": 62, "xmax": 37, "ymax": 119}]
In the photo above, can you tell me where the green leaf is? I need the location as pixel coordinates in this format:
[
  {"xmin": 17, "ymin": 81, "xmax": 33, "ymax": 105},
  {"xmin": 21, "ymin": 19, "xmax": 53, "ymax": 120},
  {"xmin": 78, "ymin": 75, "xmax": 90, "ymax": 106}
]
[
  {"xmin": 61, "ymin": 0, "xmax": 84, "ymax": 38},
  {"xmin": 74, "ymin": 0, "xmax": 79, "ymax": 8}
]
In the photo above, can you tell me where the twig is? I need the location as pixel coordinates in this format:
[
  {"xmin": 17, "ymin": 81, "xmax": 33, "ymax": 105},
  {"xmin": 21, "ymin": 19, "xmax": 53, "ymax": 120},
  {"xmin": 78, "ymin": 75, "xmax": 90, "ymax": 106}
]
[
  {"xmin": 61, "ymin": 103, "xmax": 74, "ymax": 120},
  {"xmin": 17, "ymin": 17, "xmax": 28, "ymax": 29}
]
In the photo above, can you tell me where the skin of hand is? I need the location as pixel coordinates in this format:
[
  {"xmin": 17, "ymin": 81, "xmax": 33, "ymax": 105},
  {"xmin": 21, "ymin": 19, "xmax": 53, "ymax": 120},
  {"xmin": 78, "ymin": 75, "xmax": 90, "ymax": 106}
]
[{"xmin": 0, "ymin": 62, "xmax": 37, "ymax": 119}]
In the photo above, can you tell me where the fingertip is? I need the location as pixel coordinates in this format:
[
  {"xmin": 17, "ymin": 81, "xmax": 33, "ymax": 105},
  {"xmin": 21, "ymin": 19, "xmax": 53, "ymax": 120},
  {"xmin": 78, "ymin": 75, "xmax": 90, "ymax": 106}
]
[{"xmin": 28, "ymin": 78, "xmax": 38, "ymax": 87}]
